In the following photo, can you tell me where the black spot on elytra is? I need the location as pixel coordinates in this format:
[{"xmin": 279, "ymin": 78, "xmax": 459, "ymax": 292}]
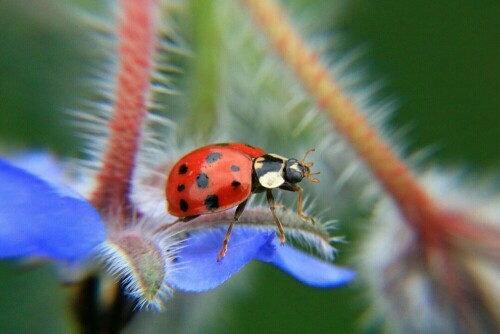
[
  {"xmin": 178, "ymin": 164, "xmax": 188, "ymax": 175},
  {"xmin": 196, "ymin": 173, "xmax": 209, "ymax": 188},
  {"xmin": 206, "ymin": 152, "xmax": 222, "ymax": 163},
  {"xmin": 177, "ymin": 184, "xmax": 185, "ymax": 192},
  {"xmin": 231, "ymin": 180, "xmax": 241, "ymax": 187},
  {"xmin": 180, "ymin": 199, "xmax": 189, "ymax": 212},
  {"xmin": 230, "ymin": 165, "xmax": 240, "ymax": 172},
  {"xmin": 204, "ymin": 194, "xmax": 219, "ymax": 210}
]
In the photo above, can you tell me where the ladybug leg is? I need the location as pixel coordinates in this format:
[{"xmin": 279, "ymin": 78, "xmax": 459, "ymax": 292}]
[
  {"xmin": 292, "ymin": 184, "xmax": 315, "ymax": 225},
  {"xmin": 279, "ymin": 183, "xmax": 315, "ymax": 225},
  {"xmin": 166, "ymin": 218, "xmax": 183, "ymax": 229},
  {"xmin": 217, "ymin": 199, "xmax": 248, "ymax": 261},
  {"xmin": 155, "ymin": 215, "xmax": 199, "ymax": 234},
  {"xmin": 266, "ymin": 189, "xmax": 286, "ymax": 244}
]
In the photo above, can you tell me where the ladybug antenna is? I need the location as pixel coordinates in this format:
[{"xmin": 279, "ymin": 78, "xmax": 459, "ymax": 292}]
[{"xmin": 300, "ymin": 148, "xmax": 320, "ymax": 183}]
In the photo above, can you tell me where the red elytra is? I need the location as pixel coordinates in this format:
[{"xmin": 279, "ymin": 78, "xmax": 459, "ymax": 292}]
[{"xmin": 166, "ymin": 143, "xmax": 265, "ymax": 217}]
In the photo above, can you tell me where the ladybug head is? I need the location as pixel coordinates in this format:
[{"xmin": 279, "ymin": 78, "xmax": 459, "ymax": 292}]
[{"xmin": 284, "ymin": 148, "xmax": 320, "ymax": 184}]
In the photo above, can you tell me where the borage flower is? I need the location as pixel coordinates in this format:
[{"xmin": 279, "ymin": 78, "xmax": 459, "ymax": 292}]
[
  {"xmin": 0, "ymin": 154, "xmax": 105, "ymax": 262},
  {"xmin": 0, "ymin": 153, "xmax": 353, "ymax": 292},
  {"xmin": 0, "ymin": 0, "xmax": 354, "ymax": 331},
  {"xmin": 0, "ymin": 150, "xmax": 354, "ymax": 319}
]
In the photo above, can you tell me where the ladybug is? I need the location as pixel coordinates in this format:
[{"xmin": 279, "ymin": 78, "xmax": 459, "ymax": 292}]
[{"xmin": 165, "ymin": 143, "xmax": 319, "ymax": 260}]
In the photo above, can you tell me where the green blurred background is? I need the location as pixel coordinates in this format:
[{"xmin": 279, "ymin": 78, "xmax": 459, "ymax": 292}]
[{"xmin": 0, "ymin": 0, "xmax": 498, "ymax": 333}]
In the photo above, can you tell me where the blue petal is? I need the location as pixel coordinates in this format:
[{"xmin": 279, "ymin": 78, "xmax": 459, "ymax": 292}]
[
  {"xmin": 168, "ymin": 228, "xmax": 275, "ymax": 292},
  {"xmin": 169, "ymin": 226, "xmax": 354, "ymax": 292},
  {"xmin": 256, "ymin": 240, "xmax": 355, "ymax": 287},
  {"xmin": 0, "ymin": 158, "xmax": 106, "ymax": 261},
  {"xmin": 8, "ymin": 151, "xmax": 66, "ymax": 186}
]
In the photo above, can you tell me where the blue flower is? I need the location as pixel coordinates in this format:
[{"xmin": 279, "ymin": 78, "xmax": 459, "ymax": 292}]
[
  {"xmin": 0, "ymin": 156, "xmax": 106, "ymax": 261},
  {"xmin": 0, "ymin": 153, "xmax": 354, "ymax": 301},
  {"xmin": 168, "ymin": 227, "xmax": 355, "ymax": 292}
]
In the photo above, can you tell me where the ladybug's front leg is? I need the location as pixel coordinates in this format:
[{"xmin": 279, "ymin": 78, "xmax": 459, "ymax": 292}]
[
  {"xmin": 279, "ymin": 183, "xmax": 315, "ymax": 225},
  {"xmin": 266, "ymin": 189, "xmax": 286, "ymax": 244},
  {"xmin": 217, "ymin": 199, "xmax": 249, "ymax": 261}
]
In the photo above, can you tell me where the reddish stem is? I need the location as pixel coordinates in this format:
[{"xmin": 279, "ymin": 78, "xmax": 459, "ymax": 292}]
[
  {"xmin": 90, "ymin": 0, "xmax": 157, "ymax": 218},
  {"xmin": 241, "ymin": 0, "xmax": 500, "ymax": 253},
  {"xmin": 241, "ymin": 0, "xmax": 444, "ymax": 242},
  {"xmin": 240, "ymin": 3, "xmax": 500, "ymax": 330}
]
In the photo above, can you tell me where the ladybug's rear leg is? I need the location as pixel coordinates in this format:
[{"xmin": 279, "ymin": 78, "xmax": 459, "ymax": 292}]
[
  {"xmin": 217, "ymin": 199, "xmax": 249, "ymax": 261},
  {"xmin": 156, "ymin": 215, "xmax": 199, "ymax": 233},
  {"xmin": 266, "ymin": 189, "xmax": 286, "ymax": 244}
]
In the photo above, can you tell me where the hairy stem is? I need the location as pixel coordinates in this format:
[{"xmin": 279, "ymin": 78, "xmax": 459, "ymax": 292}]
[
  {"xmin": 241, "ymin": 0, "xmax": 443, "ymax": 241},
  {"xmin": 77, "ymin": 1, "xmax": 159, "ymax": 332},
  {"xmin": 90, "ymin": 0, "xmax": 158, "ymax": 218}
]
